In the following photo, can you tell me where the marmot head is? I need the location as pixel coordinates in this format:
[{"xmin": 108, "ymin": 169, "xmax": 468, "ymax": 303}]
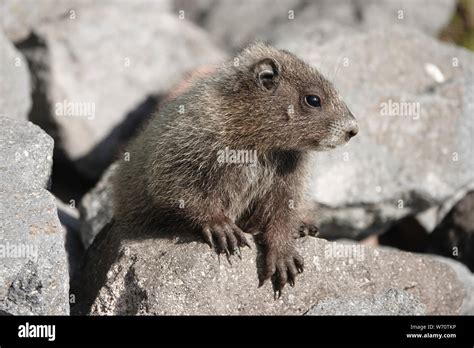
[{"xmin": 216, "ymin": 43, "xmax": 358, "ymax": 152}]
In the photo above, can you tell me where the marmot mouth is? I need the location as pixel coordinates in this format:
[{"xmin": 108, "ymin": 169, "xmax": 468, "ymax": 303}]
[{"xmin": 313, "ymin": 142, "xmax": 337, "ymax": 151}]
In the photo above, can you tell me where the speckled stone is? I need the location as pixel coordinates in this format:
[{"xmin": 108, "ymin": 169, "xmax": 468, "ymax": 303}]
[
  {"xmin": 305, "ymin": 288, "xmax": 426, "ymax": 315},
  {"xmin": 0, "ymin": 30, "xmax": 31, "ymax": 121},
  {"xmin": 0, "ymin": 116, "xmax": 69, "ymax": 315},
  {"xmin": 0, "ymin": 117, "xmax": 53, "ymax": 191},
  {"xmin": 72, "ymin": 223, "xmax": 464, "ymax": 315}
]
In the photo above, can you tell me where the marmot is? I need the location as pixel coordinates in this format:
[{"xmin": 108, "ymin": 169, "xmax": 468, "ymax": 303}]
[{"xmin": 113, "ymin": 43, "xmax": 358, "ymax": 296}]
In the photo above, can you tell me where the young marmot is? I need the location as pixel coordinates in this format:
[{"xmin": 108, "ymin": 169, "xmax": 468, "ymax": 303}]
[{"xmin": 113, "ymin": 43, "xmax": 358, "ymax": 296}]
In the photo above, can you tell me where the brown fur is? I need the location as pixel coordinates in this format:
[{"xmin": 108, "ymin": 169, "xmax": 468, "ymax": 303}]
[{"xmin": 113, "ymin": 43, "xmax": 358, "ymax": 295}]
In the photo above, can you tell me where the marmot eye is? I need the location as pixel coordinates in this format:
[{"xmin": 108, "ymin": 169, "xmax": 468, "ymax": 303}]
[{"xmin": 305, "ymin": 95, "xmax": 321, "ymax": 108}]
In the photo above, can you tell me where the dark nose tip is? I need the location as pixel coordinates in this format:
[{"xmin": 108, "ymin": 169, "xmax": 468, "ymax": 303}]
[
  {"xmin": 347, "ymin": 124, "xmax": 358, "ymax": 138},
  {"xmin": 347, "ymin": 128, "xmax": 358, "ymax": 138},
  {"xmin": 345, "ymin": 110, "xmax": 358, "ymax": 139}
]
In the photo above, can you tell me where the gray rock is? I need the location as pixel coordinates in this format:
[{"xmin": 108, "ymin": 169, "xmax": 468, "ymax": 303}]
[
  {"xmin": 176, "ymin": 0, "xmax": 456, "ymax": 51},
  {"xmin": 0, "ymin": 117, "xmax": 53, "ymax": 190},
  {"xmin": 374, "ymin": 243, "xmax": 474, "ymax": 315},
  {"xmin": 72, "ymin": 223, "xmax": 464, "ymax": 315},
  {"xmin": 414, "ymin": 182, "xmax": 474, "ymax": 235},
  {"xmin": 55, "ymin": 198, "xmax": 83, "ymax": 279},
  {"xmin": 79, "ymin": 163, "xmax": 117, "ymax": 249},
  {"xmin": 56, "ymin": 198, "xmax": 80, "ymax": 235},
  {"xmin": 432, "ymin": 256, "xmax": 474, "ymax": 315},
  {"xmin": 359, "ymin": 0, "xmax": 456, "ymax": 37},
  {"xmin": 0, "ymin": 30, "xmax": 31, "ymax": 121},
  {"xmin": 0, "ymin": 0, "xmax": 172, "ymax": 43},
  {"xmin": 187, "ymin": 0, "xmax": 303, "ymax": 50},
  {"xmin": 0, "ymin": 117, "xmax": 69, "ymax": 315},
  {"xmin": 285, "ymin": 28, "xmax": 474, "ymax": 239},
  {"xmin": 280, "ymin": 0, "xmax": 456, "ymax": 50},
  {"xmin": 173, "ymin": 0, "xmax": 216, "ymax": 24},
  {"xmin": 428, "ymin": 191, "xmax": 474, "ymax": 272},
  {"xmin": 20, "ymin": 2, "xmax": 223, "ymax": 179},
  {"xmin": 0, "ymin": 189, "xmax": 70, "ymax": 315},
  {"xmin": 305, "ymin": 288, "xmax": 426, "ymax": 315},
  {"xmin": 0, "ymin": 0, "xmax": 72, "ymax": 42}
]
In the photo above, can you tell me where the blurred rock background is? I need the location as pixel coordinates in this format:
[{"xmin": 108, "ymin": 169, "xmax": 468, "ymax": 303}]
[{"xmin": 0, "ymin": 0, "xmax": 473, "ymax": 315}]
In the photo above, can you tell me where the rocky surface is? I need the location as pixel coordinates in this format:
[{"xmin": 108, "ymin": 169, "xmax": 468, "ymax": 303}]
[
  {"xmin": 175, "ymin": 0, "xmax": 456, "ymax": 51},
  {"xmin": 289, "ymin": 28, "xmax": 474, "ymax": 239},
  {"xmin": 79, "ymin": 164, "xmax": 116, "ymax": 249},
  {"xmin": 360, "ymin": 0, "xmax": 457, "ymax": 37},
  {"xmin": 19, "ymin": 2, "xmax": 223, "ymax": 179},
  {"xmin": 0, "ymin": 117, "xmax": 69, "ymax": 315},
  {"xmin": 0, "ymin": 30, "xmax": 31, "ymax": 121},
  {"xmin": 71, "ymin": 223, "xmax": 465, "ymax": 315},
  {"xmin": 305, "ymin": 288, "xmax": 426, "ymax": 315},
  {"xmin": 428, "ymin": 191, "xmax": 474, "ymax": 272},
  {"xmin": 0, "ymin": 0, "xmax": 172, "ymax": 43},
  {"xmin": 433, "ymin": 256, "xmax": 474, "ymax": 315},
  {"xmin": 0, "ymin": 117, "xmax": 53, "ymax": 190},
  {"xmin": 55, "ymin": 198, "xmax": 83, "ymax": 279},
  {"xmin": 0, "ymin": 0, "xmax": 73, "ymax": 42}
]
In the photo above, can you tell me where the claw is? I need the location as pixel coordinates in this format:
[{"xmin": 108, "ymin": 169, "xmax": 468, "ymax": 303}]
[
  {"xmin": 243, "ymin": 239, "xmax": 252, "ymax": 249},
  {"xmin": 258, "ymin": 243, "xmax": 304, "ymax": 295},
  {"xmin": 297, "ymin": 222, "xmax": 320, "ymax": 238},
  {"xmin": 309, "ymin": 226, "xmax": 320, "ymax": 237},
  {"xmin": 233, "ymin": 226, "xmax": 252, "ymax": 249},
  {"xmin": 233, "ymin": 247, "xmax": 242, "ymax": 260},
  {"xmin": 202, "ymin": 219, "xmax": 251, "ymax": 257},
  {"xmin": 202, "ymin": 227, "xmax": 214, "ymax": 249},
  {"xmin": 225, "ymin": 249, "xmax": 232, "ymax": 265}
]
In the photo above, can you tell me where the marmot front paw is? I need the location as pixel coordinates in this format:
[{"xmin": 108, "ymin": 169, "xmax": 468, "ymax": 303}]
[
  {"xmin": 294, "ymin": 222, "xmax": 320, "ymax": 238},
  {"xmin": 257, "ymin": 241, "xmax": 304, "ymax": 298},
  {"xmin": 201, "ymin": 217, "xmax": 251, "ymax": 258}
]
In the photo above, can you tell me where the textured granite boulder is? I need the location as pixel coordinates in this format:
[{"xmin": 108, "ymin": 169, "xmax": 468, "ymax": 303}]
[
  {"xmin": 428, "ymin": 191, "xmax": 474, "ymax": 272},
  {"xmin": 305, "ymin": 288, "xmax": 426, "ymax": 315},
  {"xmin": 0, "ymin": 117, "xmax": 53, "ymax": 191},
  {"xmin": 0, "ymin": 0, "xmax": 73, "ymax": 42},
  {"xmin": 0, "ymin": 30, "xmax": 31, "ymax": 121},
  {"xmin": 0, "ymin": 117, "xmax": 69, "ymax": 315},
  {"xmin": 72, "ymin": 223, "xmax": 465, "ymax": 315},
  {"xmin": 79, "ymin": 163, "xmax": 117, "ymax": 249},
  {"xmin": 0, "ymin": 0, "xmax": 171, "ymax": 43},
  {"xmin": 174, "ymin": 0, "xmax": 456, "ymax": 51},
  {"xmin": 432, "ymin": 256, "xmax": 474, "ymax": 315}
]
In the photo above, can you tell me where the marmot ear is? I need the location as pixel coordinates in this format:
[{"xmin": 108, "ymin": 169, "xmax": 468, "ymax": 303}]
[{"xmin": 253, "ymin": 58, "xmax": 281, "ymax": 92}]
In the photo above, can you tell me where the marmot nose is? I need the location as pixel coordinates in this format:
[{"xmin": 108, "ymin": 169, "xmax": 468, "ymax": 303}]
[
  {"xmin": 346, "ymin": 124, "xmax": 359, "ymax": 138},
  {"xmin": 345, "ymin": 111, "xmax": 358, "ymax": 139},
  {"xmin": 347, "ymin": 127, "xmax": 358, "ymax": 138}
]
